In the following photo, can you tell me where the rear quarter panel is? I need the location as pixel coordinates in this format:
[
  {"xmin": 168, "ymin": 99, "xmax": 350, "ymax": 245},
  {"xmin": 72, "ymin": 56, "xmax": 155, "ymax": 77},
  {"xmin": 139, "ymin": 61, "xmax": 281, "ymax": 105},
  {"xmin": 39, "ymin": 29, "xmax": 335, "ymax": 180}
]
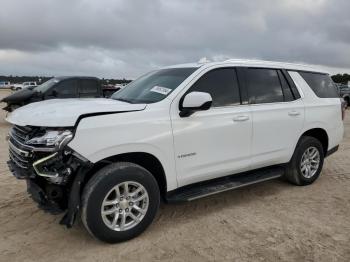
[{"xmin": 288, "ymin": 71, "xmax": 344, "ymax": 151}]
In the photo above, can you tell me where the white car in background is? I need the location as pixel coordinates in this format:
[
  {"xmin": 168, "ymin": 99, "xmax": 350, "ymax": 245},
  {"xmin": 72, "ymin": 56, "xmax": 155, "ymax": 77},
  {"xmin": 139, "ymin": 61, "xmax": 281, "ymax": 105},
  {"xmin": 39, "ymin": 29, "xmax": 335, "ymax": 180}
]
[
  {"xmin": 0, "ymin": 81, "xmax": 11, "ymax": 89},
  {"xmin": 5, "ymin": 59, "xmax": 344, "ymax": 243},
  {"xmin": 12, "ymin": 81, "xmax": 37, "ymax": 91}
]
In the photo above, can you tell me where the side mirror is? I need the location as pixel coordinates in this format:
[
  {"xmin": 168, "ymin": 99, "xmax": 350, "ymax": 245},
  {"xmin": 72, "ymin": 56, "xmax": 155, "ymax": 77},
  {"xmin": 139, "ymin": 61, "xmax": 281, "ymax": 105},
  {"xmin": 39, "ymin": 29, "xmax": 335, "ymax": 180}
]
[{"xmin": 179, "ymin": 91, "xmax": 212, "ymax": 117}]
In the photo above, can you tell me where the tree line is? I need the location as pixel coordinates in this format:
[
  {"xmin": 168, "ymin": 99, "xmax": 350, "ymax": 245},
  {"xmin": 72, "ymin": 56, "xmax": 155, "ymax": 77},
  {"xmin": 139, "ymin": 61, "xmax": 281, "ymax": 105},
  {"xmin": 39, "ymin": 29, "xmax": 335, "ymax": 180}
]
[
  {"xmin": 331, "ymin": 74, "xmax": 350, "ymax": 84},
  {"xmin": 0, "ymin": 75, "xmax": 131, "ymax": 85}
]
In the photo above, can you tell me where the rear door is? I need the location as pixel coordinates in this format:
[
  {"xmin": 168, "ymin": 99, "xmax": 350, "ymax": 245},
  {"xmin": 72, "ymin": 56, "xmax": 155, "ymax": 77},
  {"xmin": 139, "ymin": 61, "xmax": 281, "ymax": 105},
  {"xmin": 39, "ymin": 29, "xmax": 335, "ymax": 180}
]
[
  {"xmin": 243, "ymin": 68, "xmax": 305, "ymax": 169},
  {"xmin": 79, "ymin": 79, "xmax": 100, "ymax": 98}
]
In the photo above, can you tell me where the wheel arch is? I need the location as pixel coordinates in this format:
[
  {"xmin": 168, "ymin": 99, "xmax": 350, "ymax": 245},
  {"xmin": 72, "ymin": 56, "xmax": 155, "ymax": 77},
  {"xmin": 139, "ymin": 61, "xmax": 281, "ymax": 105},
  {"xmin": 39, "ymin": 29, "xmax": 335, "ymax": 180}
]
[
  {"xmin": 83, "ymin": 152, "xmax": 168, "ymax": 200},
  {"xmin": 298, "ymin": 128, "xmax": 329, "ymax": 155}
]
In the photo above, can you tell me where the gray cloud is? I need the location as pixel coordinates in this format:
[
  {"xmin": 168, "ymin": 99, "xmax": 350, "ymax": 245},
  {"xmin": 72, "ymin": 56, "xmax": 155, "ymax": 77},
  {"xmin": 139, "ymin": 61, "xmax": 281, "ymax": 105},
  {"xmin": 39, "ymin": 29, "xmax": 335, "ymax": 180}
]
[{"xmin": 0, "ymin": 0, "xmax": 349, "ymax": 78}]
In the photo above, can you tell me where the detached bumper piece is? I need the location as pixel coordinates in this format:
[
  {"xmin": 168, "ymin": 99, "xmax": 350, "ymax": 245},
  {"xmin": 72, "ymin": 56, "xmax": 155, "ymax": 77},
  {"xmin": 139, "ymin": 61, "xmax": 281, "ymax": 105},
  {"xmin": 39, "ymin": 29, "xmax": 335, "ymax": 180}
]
[
  {"xmin": 59, "ymin": 165, "xmax": 92, "ymax": 228},
  {"xmin": 26, "ymin": 180, "xmax": 64, "ymax": 215}
]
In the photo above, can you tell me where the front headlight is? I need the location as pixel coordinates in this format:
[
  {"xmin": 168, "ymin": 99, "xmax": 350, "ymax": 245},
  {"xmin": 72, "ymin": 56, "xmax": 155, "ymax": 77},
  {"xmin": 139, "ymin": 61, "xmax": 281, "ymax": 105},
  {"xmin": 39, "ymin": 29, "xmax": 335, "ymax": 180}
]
[{"xmin": 26, "ymin": 130, "xmax": 73, "ymax": 150}]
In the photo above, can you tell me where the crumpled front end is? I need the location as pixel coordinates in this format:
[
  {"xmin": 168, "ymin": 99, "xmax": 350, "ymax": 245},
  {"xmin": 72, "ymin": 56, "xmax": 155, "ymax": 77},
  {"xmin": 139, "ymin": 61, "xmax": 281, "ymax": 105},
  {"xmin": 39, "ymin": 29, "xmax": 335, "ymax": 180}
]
[{"xmin": 7, "ymin": 125, "xmax": 92, "ymax": 225}]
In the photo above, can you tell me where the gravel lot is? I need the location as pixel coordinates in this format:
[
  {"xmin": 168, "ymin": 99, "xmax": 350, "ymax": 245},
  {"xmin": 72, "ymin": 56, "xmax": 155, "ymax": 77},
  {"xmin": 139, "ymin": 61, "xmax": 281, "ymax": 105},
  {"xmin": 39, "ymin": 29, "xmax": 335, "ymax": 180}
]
[{"xmin": 0, "ymin": 89, "xmax": 349, "ymax": 262}]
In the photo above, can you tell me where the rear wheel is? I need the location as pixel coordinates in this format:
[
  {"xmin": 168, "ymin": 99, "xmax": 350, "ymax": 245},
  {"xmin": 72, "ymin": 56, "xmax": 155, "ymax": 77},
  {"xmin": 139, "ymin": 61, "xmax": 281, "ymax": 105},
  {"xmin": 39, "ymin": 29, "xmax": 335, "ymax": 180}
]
[
  {"xmin": 344, "ymin": 97, "xmax": 349, "ymax": 108},
  {"xmin": 81, "ymin": 162, "xmax": 160, "ymax": 243},
  {"xmin": 285, "ymin": 136, "xmax": 324, "ymax": 186}
]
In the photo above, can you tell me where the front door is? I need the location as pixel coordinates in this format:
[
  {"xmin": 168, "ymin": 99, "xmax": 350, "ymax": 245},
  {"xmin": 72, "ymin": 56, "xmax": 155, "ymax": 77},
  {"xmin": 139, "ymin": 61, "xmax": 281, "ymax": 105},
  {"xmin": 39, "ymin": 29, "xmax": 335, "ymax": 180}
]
[
  {"xmin": 171, "ymin": 68, "xmax": 253, "ymax": 187},
  {"xmin": 48, "ymin": 79, "xmax": 78, "ymax": 99}
]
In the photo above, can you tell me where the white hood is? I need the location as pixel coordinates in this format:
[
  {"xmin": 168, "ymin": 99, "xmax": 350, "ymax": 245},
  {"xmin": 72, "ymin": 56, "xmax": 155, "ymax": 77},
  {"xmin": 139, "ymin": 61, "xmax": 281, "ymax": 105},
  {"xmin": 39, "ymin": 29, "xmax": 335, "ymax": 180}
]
[{"xmin": 6, "ymin": 98, "xmax": 146, "ymax": 127}]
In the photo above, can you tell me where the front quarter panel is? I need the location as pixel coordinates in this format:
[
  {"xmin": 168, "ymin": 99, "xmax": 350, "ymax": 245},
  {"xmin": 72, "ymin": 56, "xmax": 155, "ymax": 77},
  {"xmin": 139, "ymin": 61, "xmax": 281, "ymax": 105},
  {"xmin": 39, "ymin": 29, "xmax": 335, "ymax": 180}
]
[{"xmin": 67, "ymin": 104, "xmax": 178, "ymax": 191}]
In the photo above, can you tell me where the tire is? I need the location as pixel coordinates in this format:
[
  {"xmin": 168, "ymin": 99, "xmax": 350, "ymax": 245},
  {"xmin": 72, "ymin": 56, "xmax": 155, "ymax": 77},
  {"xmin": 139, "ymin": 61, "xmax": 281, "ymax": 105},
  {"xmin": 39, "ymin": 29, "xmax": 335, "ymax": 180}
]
[
  {"xmin": 81, "ymin": 162, "xmax": 160, "ymax": 243},
  {"xmin": 285, "ymin": 136, "xmax": 324, "ymax": 186},
  {"xmin": 345, "ymin": 97, "xmax": 349, "ymax": 108}
]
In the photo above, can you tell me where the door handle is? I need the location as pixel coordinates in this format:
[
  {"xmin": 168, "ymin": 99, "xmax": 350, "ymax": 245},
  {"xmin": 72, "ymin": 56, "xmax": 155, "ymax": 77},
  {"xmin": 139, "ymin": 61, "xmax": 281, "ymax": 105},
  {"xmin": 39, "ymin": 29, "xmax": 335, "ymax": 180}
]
[
  {"xmin": 288, "ymin": 111, "xmax": 300, "ymax": 116},
  {"xmin": 233, "ymin": 115, "xmax": 249, "ymax": 122}
]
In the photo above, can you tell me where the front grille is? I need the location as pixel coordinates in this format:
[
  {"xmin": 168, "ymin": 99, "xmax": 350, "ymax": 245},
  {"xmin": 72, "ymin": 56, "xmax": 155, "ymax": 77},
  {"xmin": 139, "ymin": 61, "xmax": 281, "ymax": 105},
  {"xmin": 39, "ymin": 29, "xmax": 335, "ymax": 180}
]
[
  {"xmin": 9, "ymin": 144, "xmax": 29, "ymax": 169},
  {"xmin": 8, "ymin": 126, "xmax": 34, "ymax": 169},
  {"xmin": 8, "ymin": 125, "xmax": 56, "ymax": 173},
  {"xmin": 11, "ymin": 125, "xmax": 33, "ymax": 144}
]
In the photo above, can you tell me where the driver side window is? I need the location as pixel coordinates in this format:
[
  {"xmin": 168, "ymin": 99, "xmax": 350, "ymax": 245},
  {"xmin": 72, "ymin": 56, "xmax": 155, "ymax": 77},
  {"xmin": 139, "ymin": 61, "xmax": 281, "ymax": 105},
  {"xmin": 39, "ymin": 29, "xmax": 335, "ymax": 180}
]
[
  {"xmin": 186, "ymin": 68, "xmax": 241, "ymax": 107},
  {"xmin": 52, "ymin": 79, "xmax": 78, "ymax": 97}
]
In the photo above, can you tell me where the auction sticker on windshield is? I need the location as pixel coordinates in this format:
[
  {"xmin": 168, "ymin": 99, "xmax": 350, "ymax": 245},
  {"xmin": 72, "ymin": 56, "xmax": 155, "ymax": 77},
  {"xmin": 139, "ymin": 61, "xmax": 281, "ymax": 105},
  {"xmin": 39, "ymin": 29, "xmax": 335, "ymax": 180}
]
[{"xmin": 150, "ymin": 86, "xmax": 172, "ymax": 95}]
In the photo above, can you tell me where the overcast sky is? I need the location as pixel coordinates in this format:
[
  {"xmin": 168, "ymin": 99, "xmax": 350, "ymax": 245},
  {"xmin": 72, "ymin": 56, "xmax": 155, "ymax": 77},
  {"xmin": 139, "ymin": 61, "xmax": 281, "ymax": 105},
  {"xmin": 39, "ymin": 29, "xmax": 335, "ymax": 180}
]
[{"xmin": 0, "ymin": 0, "xmax": 349, "ymax": 78}]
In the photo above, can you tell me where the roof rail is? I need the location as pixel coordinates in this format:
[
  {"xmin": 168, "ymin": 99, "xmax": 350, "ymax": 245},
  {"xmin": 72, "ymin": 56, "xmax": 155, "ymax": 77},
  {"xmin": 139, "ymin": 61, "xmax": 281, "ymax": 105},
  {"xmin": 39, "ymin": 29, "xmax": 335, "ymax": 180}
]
[{"xmin": 223, "ymin": 58, "xmax": 315, "ymax": 68}]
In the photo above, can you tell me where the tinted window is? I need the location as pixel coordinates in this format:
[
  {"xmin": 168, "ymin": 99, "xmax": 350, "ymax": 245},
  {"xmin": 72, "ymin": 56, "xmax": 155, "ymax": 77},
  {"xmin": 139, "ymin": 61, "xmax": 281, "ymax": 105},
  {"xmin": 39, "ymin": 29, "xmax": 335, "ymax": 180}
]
[
  {"xmin": 54, "ymin": 79, "xmax": 78, "ymax": 96},
  {"xmin": 35, "ymin": 78, "xmax": 59, "ymax": 93},
  {"xmin": 80, "ymin": 79, "xmax": 98, "ymax": 94},
  {"xmin": 299, "ymin": 72, "xmax": 338, "ymax": 98},
  {"xmin": 246, "ymin": 69, "xmax": 283, "ymax": 104},
  {"xmin": 186, "ymin": 68, "xmax": 240, "ymax": 107},
  {"xmin": 112, "ymin": 68, "xmax": 197, "ymax": 104}
]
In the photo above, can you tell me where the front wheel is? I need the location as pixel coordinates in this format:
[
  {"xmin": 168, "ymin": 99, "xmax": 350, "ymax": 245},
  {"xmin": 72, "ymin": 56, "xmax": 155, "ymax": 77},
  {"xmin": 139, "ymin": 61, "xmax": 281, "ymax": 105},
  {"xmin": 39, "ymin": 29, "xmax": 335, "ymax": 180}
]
[
  {"xmin": 81, "ymin": 162, "xmax": 160, "ymax": 243},
  {"xmin": 285, "ymin": 136, "xmax": 324, "ymax": 186}
]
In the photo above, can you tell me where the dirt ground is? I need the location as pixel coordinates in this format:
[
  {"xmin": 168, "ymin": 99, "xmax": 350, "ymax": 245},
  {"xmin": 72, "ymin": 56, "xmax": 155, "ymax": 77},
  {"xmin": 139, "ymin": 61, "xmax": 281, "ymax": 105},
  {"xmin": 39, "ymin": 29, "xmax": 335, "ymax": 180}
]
[{"xmin": 0, "ymin": 89, "xmax": 349, "ymax": 262}]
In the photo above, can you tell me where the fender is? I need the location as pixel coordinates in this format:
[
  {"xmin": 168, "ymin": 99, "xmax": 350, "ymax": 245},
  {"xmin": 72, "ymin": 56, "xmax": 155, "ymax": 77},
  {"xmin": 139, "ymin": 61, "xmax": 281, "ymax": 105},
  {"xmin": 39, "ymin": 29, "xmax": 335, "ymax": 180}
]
[{"xmin": 78, "ymin": 143, "xmax": 177, "ymax": 191}]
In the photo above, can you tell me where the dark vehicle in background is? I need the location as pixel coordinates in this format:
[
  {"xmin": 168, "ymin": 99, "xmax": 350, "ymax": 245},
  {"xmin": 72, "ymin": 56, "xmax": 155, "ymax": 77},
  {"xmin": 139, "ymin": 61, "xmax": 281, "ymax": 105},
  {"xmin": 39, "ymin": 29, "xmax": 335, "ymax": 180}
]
[
  {"xmin": 101, "ymin": 84, "xmax": 125, "ymax": 98},
  {"xmin": 0, "ymin": 76, "xmax": 122, "ymax": 112},
  {"xmin": 337, "ymin": 84, "xmax": 350, "ymax": 108}
]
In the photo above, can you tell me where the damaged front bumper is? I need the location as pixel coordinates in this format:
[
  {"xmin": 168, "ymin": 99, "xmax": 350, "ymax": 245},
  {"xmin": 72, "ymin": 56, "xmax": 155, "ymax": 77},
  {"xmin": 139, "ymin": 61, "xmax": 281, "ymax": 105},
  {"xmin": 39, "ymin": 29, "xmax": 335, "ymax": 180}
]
[{"xmin": 6, "ymin": 125, "xmax": 93, "ymax": 227}]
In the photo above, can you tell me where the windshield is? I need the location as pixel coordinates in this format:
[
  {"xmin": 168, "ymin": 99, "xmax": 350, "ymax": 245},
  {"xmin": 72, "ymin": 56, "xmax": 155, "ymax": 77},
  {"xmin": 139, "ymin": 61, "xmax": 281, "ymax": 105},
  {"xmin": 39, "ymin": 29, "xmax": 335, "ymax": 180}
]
[
  {"xmin": 34, "ymin": 78, "xmax": 60, "ymax": 93},
  {"xmin": 111, "ymin": 67, "xmax": 197, "ymax": 104}
]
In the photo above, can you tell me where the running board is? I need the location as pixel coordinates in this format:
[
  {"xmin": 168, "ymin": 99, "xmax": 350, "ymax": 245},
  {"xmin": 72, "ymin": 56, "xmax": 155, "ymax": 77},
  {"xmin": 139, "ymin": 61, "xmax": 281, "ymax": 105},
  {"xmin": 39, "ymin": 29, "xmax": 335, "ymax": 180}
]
[{"xmin": 166, "ymin": 166, "xmax": 284, "ymax": 203}]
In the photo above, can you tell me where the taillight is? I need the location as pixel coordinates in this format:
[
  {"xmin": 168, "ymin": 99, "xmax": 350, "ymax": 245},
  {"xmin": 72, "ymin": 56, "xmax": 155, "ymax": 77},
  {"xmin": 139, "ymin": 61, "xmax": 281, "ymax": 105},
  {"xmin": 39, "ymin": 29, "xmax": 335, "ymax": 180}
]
[{"xmin": 341, "ymin": 98, "xmax": 346, "ymax": 121}]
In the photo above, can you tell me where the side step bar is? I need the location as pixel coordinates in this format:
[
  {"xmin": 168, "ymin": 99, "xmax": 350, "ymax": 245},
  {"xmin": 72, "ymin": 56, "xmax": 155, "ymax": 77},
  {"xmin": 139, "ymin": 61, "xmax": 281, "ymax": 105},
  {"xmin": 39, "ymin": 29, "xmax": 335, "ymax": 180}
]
[{"xmin": 166, "ymin": 166, "xmax": 285, "ymax": 203}]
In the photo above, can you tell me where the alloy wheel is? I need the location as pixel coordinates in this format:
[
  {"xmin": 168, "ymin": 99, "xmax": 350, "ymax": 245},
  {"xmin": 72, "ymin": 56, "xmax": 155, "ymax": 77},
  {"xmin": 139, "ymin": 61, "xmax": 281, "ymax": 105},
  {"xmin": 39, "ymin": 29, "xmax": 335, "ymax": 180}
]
[{"xmin": 101, "ymin": 181, "xmax": 149, "ymax": 231}]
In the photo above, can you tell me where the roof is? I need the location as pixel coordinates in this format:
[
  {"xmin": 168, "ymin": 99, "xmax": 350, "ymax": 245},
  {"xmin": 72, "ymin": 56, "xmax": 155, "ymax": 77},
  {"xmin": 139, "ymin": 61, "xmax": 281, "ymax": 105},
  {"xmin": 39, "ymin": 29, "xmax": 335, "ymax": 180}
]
[
  {"xmin": 54, "ymin": 76, "xmax": 100, "ymax": 80},
  {"xmin": 163, "ymin": 59, "xmax": 329, "ymax": 74}
]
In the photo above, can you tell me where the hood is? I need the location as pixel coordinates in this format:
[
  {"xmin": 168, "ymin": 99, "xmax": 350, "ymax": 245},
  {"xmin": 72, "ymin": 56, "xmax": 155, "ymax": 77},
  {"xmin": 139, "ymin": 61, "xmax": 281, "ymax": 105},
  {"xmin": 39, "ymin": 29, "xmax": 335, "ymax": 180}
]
[
  {"xmin": 1, "ymin": 88, "xmax": 36, "ymax": 103},
  {"xmin": 6, "ymin": 98, "xmax": 146, "ymax": 127}
]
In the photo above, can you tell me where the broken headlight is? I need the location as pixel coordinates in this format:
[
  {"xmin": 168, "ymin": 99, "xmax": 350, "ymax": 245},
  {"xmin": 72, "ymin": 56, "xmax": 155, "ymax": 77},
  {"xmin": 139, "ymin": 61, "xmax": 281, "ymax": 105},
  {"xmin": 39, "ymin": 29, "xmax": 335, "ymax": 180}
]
[{"xmin": 26, "ymin": 130, "xmax": 73, "ymax": 150}]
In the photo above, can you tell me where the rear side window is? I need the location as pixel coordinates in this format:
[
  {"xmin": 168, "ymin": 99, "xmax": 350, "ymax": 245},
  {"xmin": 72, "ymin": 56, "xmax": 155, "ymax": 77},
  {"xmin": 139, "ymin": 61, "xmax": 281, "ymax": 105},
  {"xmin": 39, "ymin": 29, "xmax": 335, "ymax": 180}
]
[
  {"xmin": 187, "ymin": 68, "xmax": 240, "ymax": 107},
  {"xmin": 299, "ymin": 72, "xmax": 338, "ymax": 98},
  {"xmin": 246, "ymin": 69, "xmax": 283, "ymax": 104},
  {"xmin": 80, "ymin": 79, "xmax": 99, "ymax": 94}
]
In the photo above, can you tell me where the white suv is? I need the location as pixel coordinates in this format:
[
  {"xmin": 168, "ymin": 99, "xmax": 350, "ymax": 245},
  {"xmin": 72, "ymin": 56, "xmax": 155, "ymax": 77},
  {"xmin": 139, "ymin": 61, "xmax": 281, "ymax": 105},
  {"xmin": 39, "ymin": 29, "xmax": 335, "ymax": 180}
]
[
  {"xmin": 6, "ymin": 59, "xmax": 344, "ymax": 243},
  {"xmin": 12, "ymin": 81, "xmax": 37, "ymax": 91}
]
